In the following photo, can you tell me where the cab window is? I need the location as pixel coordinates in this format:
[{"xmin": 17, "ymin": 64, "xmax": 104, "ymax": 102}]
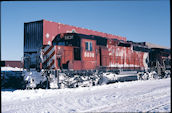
[{"xmin": 85, "ymin": 42, "xmax": 92, "ymax": 51}]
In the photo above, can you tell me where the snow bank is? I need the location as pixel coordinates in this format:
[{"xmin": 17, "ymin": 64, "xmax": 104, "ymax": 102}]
[
  {"xmin": 137, "ymin": 71, "xmax": 171, "ymax": 80},
  {"xmin": 1, "ymin": 66, "xmax": 23, "ymax": 71},
  {"xmin": 98, "ymin": 72, "xmax": 118, "ymax": 84},
  {"xmin": 23, "ymin": 70, "xmax": 47, "ymax": 89},
  {"xmin": 1, "ymin": 78, "xmax": 171, "ymax": 112}
]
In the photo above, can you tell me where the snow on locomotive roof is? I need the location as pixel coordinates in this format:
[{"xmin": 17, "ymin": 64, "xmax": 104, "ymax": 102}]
[{"xmin": 145, "ymin": 42, "xmax": 170, "ymax": 50}]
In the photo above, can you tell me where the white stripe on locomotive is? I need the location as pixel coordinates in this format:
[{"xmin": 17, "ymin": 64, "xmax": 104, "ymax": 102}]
[
  {"xmin": 42, "ymin": 46, "xmax": 55, "ymax": 63},
  {"xmin": 43, "ymin": 45, "xmax": 51, "ymax": 53},
  {"xmin": 41, "ymin": 45, "xmax": 56, "ymax": 69}
]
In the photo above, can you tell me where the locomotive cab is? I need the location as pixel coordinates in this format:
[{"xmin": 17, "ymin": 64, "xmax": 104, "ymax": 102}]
[
  {"xmin": 52, "ymin": 33, "xmax": 97, "ymax": 70},
  {"xmin": 52, "ymin": 33, "xmax": 81, "ymax": 70}
]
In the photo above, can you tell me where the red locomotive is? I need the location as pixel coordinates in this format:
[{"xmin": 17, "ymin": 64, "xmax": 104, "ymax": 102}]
[
  {"xmin": 23, "ymin": 20, "xmax": 170, "ymax": 88},
  {"xmin": 24, "ymin": 20, "xmax": 149, "ymax": 72},
  {"xmin": 39, "ymin": 33, "xmax": 149, "ymax": 72}
]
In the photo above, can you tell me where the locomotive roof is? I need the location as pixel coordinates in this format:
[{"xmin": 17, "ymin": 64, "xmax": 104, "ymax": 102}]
[
  {"xmin": 53, "ymin": 32, "xmax": 129, "ymax": 42},
  {"xmin": 151, "ymin": 48, "xmax": 171, "ymax": 53},
  {"xmin": 53, "ymin": 33, "xmax": 108, "ymax": 46},
  {"xmin": 64, "ymin": 33, "xmax": 108, "ymax": 40},
  {"xmin": 52, "ymin": 33, "xmax": 152, "ymax": 52}
]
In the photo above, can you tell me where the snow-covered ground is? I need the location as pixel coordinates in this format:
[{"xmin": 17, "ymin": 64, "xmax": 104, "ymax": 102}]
[
  {"xmin": 2, "ymin": 78, "xmax": 171, "ymax": 113},
  {"xmin": 1, "ymin": 66, "xmax": 23, "ymax": 71}
]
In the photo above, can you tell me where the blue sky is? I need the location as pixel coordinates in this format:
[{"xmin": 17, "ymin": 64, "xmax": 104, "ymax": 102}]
[{"xmin": 1, "ymin": 1, "xmax": 170, "ymax": 60}]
